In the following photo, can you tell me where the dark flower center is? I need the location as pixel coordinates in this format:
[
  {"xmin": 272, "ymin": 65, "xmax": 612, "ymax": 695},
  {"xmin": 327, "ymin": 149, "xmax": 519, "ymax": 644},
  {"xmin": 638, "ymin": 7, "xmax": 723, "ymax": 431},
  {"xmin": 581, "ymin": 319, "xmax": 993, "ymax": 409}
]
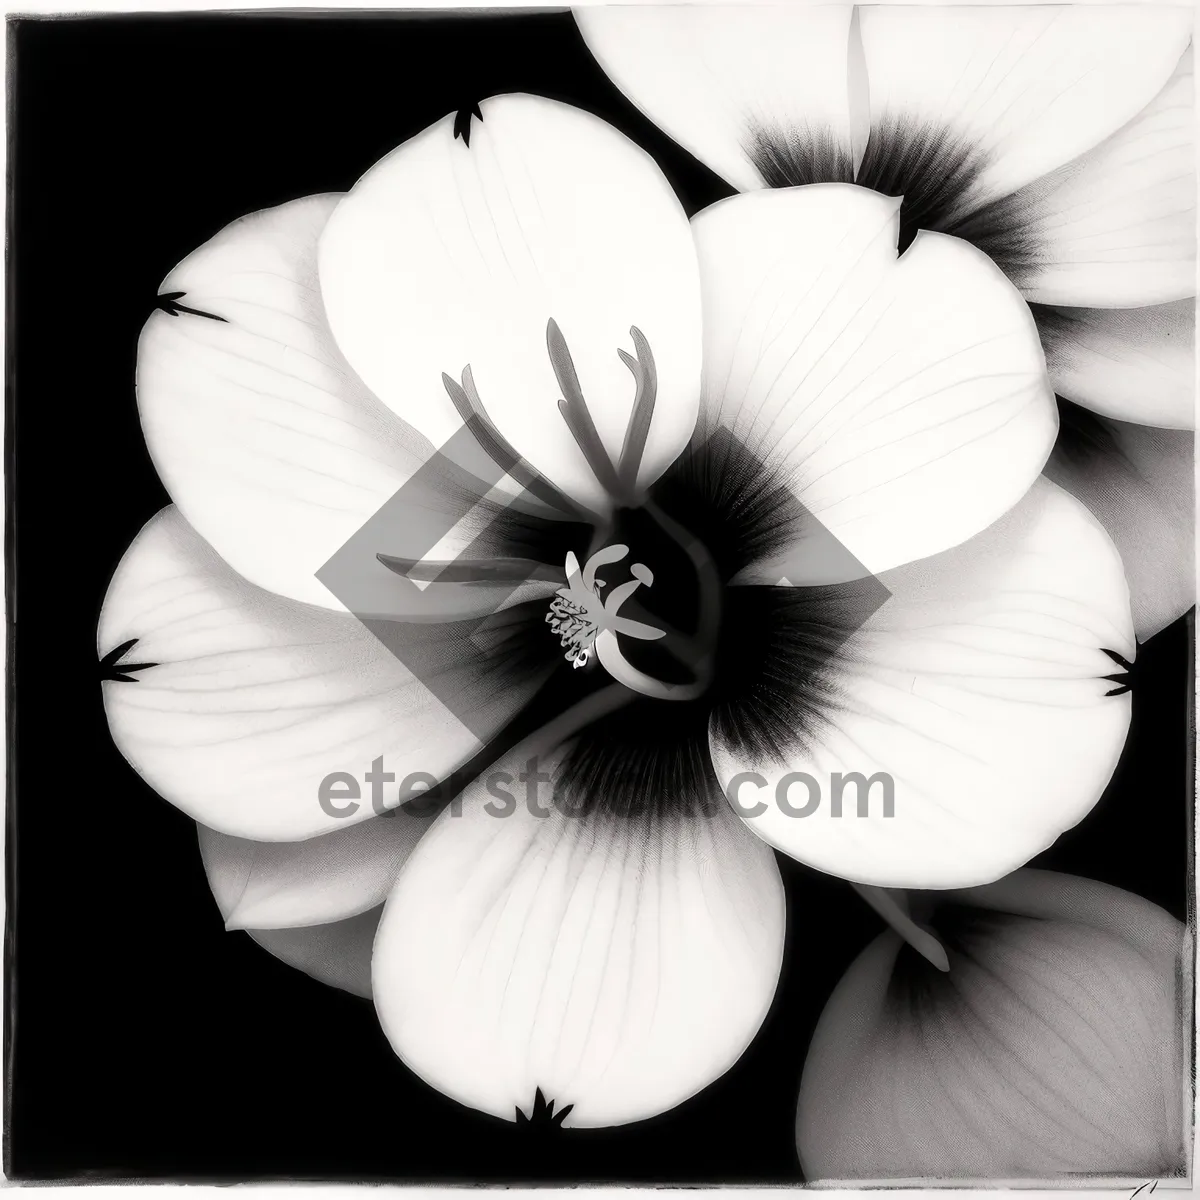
[
  {"xmin": 375, "ymin": 422, "xmax": 887, "ymax": 821},
  {"xmin": 380, "ymin": 324, "xmax": 890, "ymax": 820},
  {"xmin": 527, "ymin": 432, "xmax": 885, "ymax": 818}
]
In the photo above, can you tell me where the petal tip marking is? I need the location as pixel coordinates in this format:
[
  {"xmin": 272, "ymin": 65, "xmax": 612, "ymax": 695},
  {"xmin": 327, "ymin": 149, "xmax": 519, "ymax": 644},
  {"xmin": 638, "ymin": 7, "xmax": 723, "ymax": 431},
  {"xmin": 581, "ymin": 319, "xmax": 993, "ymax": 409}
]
[
  {"xmin": 99, "ymin": 637, "xmax": 158, "ymax": 683},
  {"xmin": 516, "ymin": 1087, "xmax": 574, "ymax": 1129},
  {"xmin": 1101, "ymin": 645, "xmax": 1135, "ymax": 696},
  {"xmin": 453, "ymin": 102, "xmax": 483, "ymax": 148},
  {"xmin": 154, "ymin": 291, "xmax": 227, "ymax": 323}
]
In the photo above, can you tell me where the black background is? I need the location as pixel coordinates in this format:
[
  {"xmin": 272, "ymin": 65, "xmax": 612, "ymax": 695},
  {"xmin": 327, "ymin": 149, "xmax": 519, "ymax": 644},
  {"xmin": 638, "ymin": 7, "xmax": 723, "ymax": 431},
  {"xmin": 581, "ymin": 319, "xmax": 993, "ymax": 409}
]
[{"xmin": 7, "ymin": 11, "xmax": 1192, "ymax": 1183}]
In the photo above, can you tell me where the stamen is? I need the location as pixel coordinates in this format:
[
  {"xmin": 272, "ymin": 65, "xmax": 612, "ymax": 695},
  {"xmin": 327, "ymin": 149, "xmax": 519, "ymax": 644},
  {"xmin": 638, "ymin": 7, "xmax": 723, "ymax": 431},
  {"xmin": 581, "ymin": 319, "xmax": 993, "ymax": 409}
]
[
  {"xmin": 546, "ymin": 319, "xmax": 624, "ymax": 499},
  {"xmin": 615, "ymin": 326, "xmax": 658, "ymax": 495},
  {"xmin": 377, "ymin": 554, "xmax": 565, "ymax": 584},
  {"xmin": 557, "ymin": 398, "xmax": 624, "ymax": 498},
  {"xmin": 545, "ymin": 319, "xmax": 666, "ymax": 509},
  {"xmin": 444, "ymin": 322, "xmax": 664, "ymax": 517},
  {"xmin": 441, "ymin": 368, "xmax": 586, "ymax": 519}
]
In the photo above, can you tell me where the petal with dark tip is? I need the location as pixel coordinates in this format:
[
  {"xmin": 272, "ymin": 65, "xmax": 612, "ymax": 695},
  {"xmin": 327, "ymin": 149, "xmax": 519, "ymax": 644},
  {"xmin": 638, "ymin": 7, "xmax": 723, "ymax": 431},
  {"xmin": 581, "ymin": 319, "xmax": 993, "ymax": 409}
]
[
  {"xmin": 99, "ymin": 507, "xmax": 546, "ymax": 841},
  {"xmin": 710, "ymin": 479, "xmax": 1133, "ymax": 889},
  {"xmin": 318, "ymin": 95, "xmax": 702, "ymax": 516},
  {"xmin": 693, "ymin": 185, "xmax": 1056, "ymax": 582},
  {"xmin": 372, "ymin": 740, "xmax": 784, "ymax": 1127},
  {"xmin": 137, "ymin": 194, "xmax": 433, "ymax": 609}
]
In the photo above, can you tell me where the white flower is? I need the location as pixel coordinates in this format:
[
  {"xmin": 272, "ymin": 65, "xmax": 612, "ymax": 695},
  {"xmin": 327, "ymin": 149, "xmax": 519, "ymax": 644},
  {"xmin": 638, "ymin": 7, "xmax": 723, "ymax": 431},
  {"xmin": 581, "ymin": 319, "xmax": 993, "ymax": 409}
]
[
  {"xmin": 576, "ymin": 4, "xmax": 1196, "ymax": 638},
  {"xmin": 101, "ymin": 95, "xmax": 1132, "ymax": 1127},
  {"xmin": 797, "ymin": 870, "xmax": 1186, "ymax": 1180}
]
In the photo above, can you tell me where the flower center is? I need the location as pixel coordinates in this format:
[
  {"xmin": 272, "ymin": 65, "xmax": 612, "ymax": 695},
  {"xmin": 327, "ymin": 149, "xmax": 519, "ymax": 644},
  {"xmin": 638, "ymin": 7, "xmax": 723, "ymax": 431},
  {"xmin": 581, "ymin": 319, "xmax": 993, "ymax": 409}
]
[
  {"xmin": 546, "ymin": 544, "xmax": 662, "ymax": 668},
  {"xmin": 546, "ymin": 500, "xmax": 722, "ymax": 703},
  {"xmin": 440, "ymin": 316, "xmax": 723, "ymax": 702},
  {"xmin": 539, "ymin": 320, "xmax": 722, "ymax": 700}
]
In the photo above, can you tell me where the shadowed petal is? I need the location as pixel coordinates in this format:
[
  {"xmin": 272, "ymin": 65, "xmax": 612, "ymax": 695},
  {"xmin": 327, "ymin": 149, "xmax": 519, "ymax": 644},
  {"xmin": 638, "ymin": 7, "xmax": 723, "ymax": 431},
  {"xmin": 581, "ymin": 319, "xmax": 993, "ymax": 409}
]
[
  {"xmin": 798, "ymin": 870, "xmax": 1185, "ymax": 1180},
  {"xmin": 1036, "ymin": 299, "xmax": 1195, "ymax": 430},
  {"xmin": 249, "ymin": 908, "xmax": 381, "ymax": 1000},
  {"xmin": 198, "ymin": 808, "xmax": 430, "ymax": 930},
  {"xmin": 199, "ymin": 819, "xmax": 383, "ymax": 997},
  {"xmin": 1046, "ymin": 414, "xmax": 1194, "ymax": 641}
]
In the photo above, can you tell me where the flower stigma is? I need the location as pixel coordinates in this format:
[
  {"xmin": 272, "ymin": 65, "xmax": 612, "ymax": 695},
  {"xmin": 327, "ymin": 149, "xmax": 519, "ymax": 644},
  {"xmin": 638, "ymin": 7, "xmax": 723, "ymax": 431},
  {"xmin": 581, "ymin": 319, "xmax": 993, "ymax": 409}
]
[
  {"xmin": 545, "ymin": 316, "xmax": 659, "ymax": 510},
  {"xmin": 546, "ymin": 544, "xmax": 665, "ymax": 668}
]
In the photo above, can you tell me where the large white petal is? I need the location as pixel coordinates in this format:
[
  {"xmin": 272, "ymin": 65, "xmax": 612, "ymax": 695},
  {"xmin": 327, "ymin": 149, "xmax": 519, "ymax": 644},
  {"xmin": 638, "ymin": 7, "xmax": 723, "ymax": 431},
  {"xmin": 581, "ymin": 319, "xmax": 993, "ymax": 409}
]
[
  {"xmin": 694, "ymin": 186, "xmax": 1056, "ymax": 582},
  {"xmin": 372, "ymin": 741, "xmax": 785, "ymax": 1127},
  {"xmin": 1036, "ymin": 299, "xmax": 1195, "ymax": 429},
  {"xmin": 859, "ymin": 6, "xmax": 1193, "ymax": 209},
  {"xmin": 99, "ymin": 507, "xmax": 543, "ymax": 841},
  {"xmin": 1046, "ymin": 415, "xmax": 1194, "ymax": 641},
  {"xmin": 198, "ymin": 809, "xmax": 428, "ymax": 930},
  {"xmin": 1010, "ymin": 49, "xmax": 1196, "ymax": 308},
  {"xmin": 575, "ymin": 6, "xmax": 855, "ymax": 192},
  {"xmin": 709, "ymin": 479, "xmax": 1133, "ymax": 889},
  {"xmin": 798, "ymin": 870, "xmax": 1186, "ymax": 1180},
  {"xmin": 137, "ymin": 195, "xmax": 433, "ymax": 609},
  {"xmin": 319, "ymin": 94, "xmax": 702, "ymax": 517}
]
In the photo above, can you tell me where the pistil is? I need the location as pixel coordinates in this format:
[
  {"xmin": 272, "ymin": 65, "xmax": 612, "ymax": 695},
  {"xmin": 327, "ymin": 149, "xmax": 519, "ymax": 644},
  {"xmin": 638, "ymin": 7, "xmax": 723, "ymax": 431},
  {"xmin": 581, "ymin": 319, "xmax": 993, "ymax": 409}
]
[{"xmin": 546, "ymin": 544, "xmax": 664, "ymax": 669}]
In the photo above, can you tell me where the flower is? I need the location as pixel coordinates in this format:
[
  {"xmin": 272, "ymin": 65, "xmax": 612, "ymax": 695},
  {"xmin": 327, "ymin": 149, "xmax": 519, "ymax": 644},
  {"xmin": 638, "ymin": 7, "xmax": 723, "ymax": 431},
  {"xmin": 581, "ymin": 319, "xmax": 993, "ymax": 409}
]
[
  {"xmin": 101, "ymin": 94, "xmax": 1133, "ymax": 1127},
  {"xmin": 797, "ymin": 870, "xmax": 1187, "ymax": 1181},
  {"xmin": 576, "ymin": 4, "xmax": 1196, "ymax": 639}
]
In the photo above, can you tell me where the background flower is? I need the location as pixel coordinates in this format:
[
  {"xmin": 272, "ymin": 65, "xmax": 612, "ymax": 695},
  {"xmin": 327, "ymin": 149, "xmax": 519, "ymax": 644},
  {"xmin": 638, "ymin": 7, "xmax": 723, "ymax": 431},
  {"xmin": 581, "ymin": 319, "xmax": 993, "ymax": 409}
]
[{"xmin": 797, "ymin": 870, "xmax": 1187, "ymax": 1180}]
